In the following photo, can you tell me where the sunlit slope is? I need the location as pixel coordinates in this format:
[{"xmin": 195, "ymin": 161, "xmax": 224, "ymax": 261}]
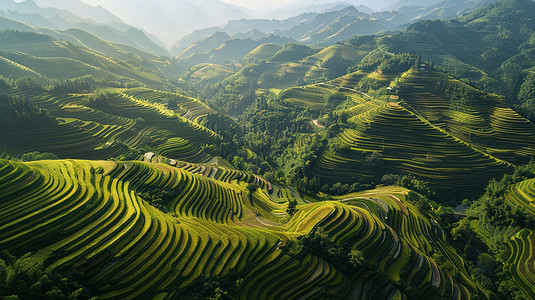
[
  {"xmin": 178, "ymin": 63, "xmax": 236, "ymax": 86},
  {"xmin": 279, "ymin": 83, "xmax": 367, "ymax": 111},
  {"xmin": 303, "ymin": 44, "xmax": 366, "ymax": 66},
  {"xmin": 119, "ymin": 87, "xmax": 213, "ymax": 123},
  {"xmin": 0, "ymin": 159, "xmax": 481, "ymax": 299},
  {"xmin": 501, "ymin": 176, "xmax": 535, "ymax": 299},
  {"xmin": 397, "ymin": 70, "xmax": 535, "ymax": 163},
  {"xmin": 0, "ymin": 54, "xmax": 43, "ymax": 78},
  {"xmin": 38, "ymin": 28, "xmax": 158, "ymax": 62},
  {"xmin": 0, "ymin": 159, "xmax": 286, "ymax": 298},
  {"xmin": 505, "ymin": 178, "xmax": 535, "ymax": 216},
  {"xmin": 502, "ymin": 229, "xmax": 535, "ymax": 299},
  {"xmin": 336, "ymin": 186, "xmax": 477, "ymax": 293},
  {"xmin": 0, "ymin": 50, "xmax": 122, "ymax": 81},
  {"xmin": 145, "ymin": 153, "xmax": 301, "ymax": 211},
  {"xmin": 0, "ymin": 31, "xmax": 163, "ymax": 84},
  {"xmin": 312, "ymin": 102, "xmax": 512, "ymax": 188},
  {"xmin": 284, "ymin": 200, "xmax": 477, "ymax": 299},
  {"xmin": 244, "ymin": 43, "xmax": 283, "ymax": 61}
]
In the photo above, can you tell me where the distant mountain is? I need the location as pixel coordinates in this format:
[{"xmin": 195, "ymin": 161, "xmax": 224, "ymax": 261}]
[
  {"xmin": 180, "ymin": 35, "xmax": 295, "ymax": 66},
  {"xmin": 177, "ymin": 32, "xmax": 231, "ymax": 60},
  {"xmin": 232, "ymin": 28, "xmax": 268, "ymax": 40},
  {"xmin": 349, "ymin": 0, "xmax": 535, "ymax": 119},
  {"xmin": 0, "ymin": 14, "xmax": 39, "ymax": 33},
  {"xmin": 172, "ymin": 0, "xmax": 494, "ymax": 59},
  {"xmin": 285, "ymin": 0, "xmax": 393, "ymax": 12},
  {"xmin": 82, "ymin": 0, "xmax": 250, "ymax": 48},
  {"xmin": 261, "ymin": 2, "xmax": 374, "ymax": 19},
  {"xmin": 33, "ymin": 0, "xmax": 122, "ymax": 24},
  {"xmin": 171, "ymin": 15, "xmax": 311, "ymax": 56},
  {"xmin": 0, "ymin": 0, "xmax": 169, "ymax": 56},
  {"xmin": 386, "ymin": 0, "xmax": 445, "ymax": 10},
  {"xmin": 386, "ymin": 0, "xmax": 496, "ymax": 11}
]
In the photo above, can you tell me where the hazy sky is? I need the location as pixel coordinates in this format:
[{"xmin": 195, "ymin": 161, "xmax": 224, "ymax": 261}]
[
  {"xmin": 219, "ymin": 0, "xmax": 298, "ymax": 11},
  {"xmin": 80, "ymin": 0, "xmax": 397, "ymax": 13},
  {"xmin": 81, "ymin": 0, "xmax": 301, "ymax": 12}
]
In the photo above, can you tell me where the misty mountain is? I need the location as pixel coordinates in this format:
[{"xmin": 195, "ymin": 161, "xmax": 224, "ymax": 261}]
[
  {"xmin": 171, "ymin": 14, "xmax": 314, "ymax": 56},
  {"xmin": 177, "ymin": 32, "xmax": 232, "ymax": 60},
  {"xmin": 173, "ymin": 0, "xmax": 487, "ymax": 57},
  {"xmin": 260, "ymin": 2, "xmax": 374, "ymax": 20},
  {"xmin": 285, "ymin": 0, "xmax": 394, "ymax": 12},
  {"xmin": 33, "ymin": 0, "xmax": 122, "ymax": 24},
  {"xmin": 232, "ymin": 29, "xmax": 268, "ymax": 40},
  {"xmin": 0, "ymin": 0, "xmax": 169, "ymax": 56},
  {"xmin": 85, "ymin": 0, "xmax": 250, "ymax": 48}
]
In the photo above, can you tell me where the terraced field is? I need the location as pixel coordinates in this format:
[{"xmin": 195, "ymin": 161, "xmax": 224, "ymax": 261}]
[
  {"xmin": 0, "ymin": 159, "xmax": 479, "ymax": 299},
  {"xmin": 397, "ymin": 70, "xmax": 535, "ymax": 163},
  {"xmin": 497, "ymin": 179, "xmax": 535, "ymax": 298},
  {"xmin": 106, "ymin": 89, "xmax": 218, "ymax": 143},
  {"xmin": 0, "ymin": 54, "xmax": 43, "ymax": 78},
  {"xmin": 302, "ymin": 45, "xmax": 366, "ymax": 67},
  {"xmin": 336, "ymin": 187, "xmax": 477, "ymax": 293},
  {"xmin": 0, "ymin": 159, "xmax": 289, "ymax": 298},
  {"xmin": 505, "ymin": 178, "xmax": 535, "ymax": 215},
  {"xmin": 146, "ymin": 153, "xmax": 301, "ymax": 207},
  {"xmin": 180, "ymin": 63, "xmax": 236, "ymax": 87},
  {"xmin": 286, "ymin": 201, "xmax": 477, "ymax": 299},
  {"xmin": 0, "ymin": 88, "xmax": 218, "ymax": 161},
  {"xmin": 0, "ymin": 116, "xmax": 128, "ymax": 159},
  {"xmin": 0, "ymin": 36, "xmax": 163, "ymax": 85},
  {"xmin": 155, "ymin": 137, "xmax": 211, "ymax": 163},
  {"xmin": 330, "ymin": 70, "xmax": 369, "ymax": 89},
  {"xmin": 279, "ymin": 82, "xmax": 368, "ymax": 111},
  {"xmin": 502, "ymin": 229, "xmax": 535, "ymax": 299},
  {"xmin": 312, "ymin": 102, "xmax": 512, "ymax": 188},
  {"xmin": 120, "ymin": 87, "xmax": 214, "ymax": 122}
]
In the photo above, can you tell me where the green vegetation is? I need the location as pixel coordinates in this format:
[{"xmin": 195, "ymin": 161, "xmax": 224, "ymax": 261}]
[
  {"xmin": 0, "ymin": 158, "xmax": 483, "ymax": 299},
  {"xmin": 4, "ymin": 0, "xmax": 535, "ymax": 298}
]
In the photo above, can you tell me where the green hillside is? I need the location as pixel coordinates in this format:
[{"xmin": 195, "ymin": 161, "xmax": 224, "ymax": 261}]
[
  {"xmin": 312, "ymin": 102, "xmax": 512, "ymax": 189},
  {"xmin": 3, "ymin": 0, "xmax": 535, "ymax": 299},
  {"xmin": 244, "ymin": 43, "xmax": 283, "ymax": 61},
  {"xmin": 397, "ymin": 70, "xmax": 535, "ymax": 163},
  {"xmin": 0, "ymin": 159, "xmax": 483, "ymax": 299},
  {"xmin": 0, "ymin": 30, "xmax": 164, "ymax": 85},
  {"xmin": 0, "ymin": 82, "xmax": 218, "ymax": 161}
]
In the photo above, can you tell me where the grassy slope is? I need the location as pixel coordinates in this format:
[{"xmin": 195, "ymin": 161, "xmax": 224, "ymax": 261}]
[{"xmin": 0, "ymin": 33, "xmax": 163, "ymax": 85}]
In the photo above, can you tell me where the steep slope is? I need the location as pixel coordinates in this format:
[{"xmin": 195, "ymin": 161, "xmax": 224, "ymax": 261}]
[
  {"xmin": 0, "ymin": 85, "xmax": 218, "ymax": 161},
  {"xmin": 312, "ymin": 102, "xmax": 512, "ymax": 189},
  {"xmin": 0, "ymin": 30, "xmax": 163, "ymax": 84},
  {"xmin": 365, "ymin": 0, "xmax": 535, "ymax": 108},
  {"xmin": 0, "ymin": 159, "xmax": 482, "ymax": 299},
  {"xmin": 397, "ymin": 70, "xmax": 535, "ymax": 163}
]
